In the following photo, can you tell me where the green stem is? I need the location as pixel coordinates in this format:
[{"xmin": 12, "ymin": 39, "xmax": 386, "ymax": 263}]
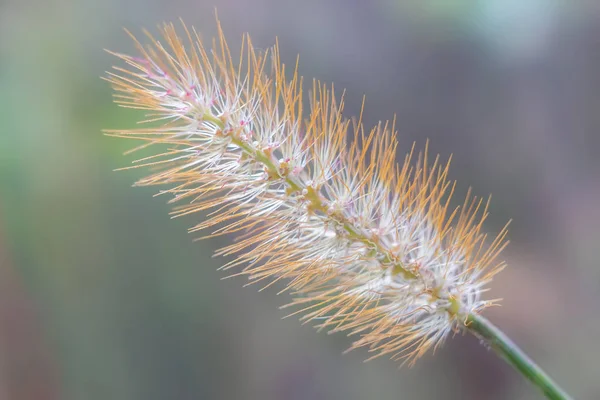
[{"xmin": 466, "ymin": 314, "xmax": 572, "ymax": 400}]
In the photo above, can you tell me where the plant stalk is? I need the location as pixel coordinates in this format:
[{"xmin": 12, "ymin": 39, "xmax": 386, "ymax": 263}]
[{"xmin": 466, "ymin": 314, "xmax": 572, "ymax": 400}]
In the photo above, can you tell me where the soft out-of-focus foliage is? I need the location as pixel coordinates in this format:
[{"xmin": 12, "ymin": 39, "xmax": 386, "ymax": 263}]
[{"xmin": 1, "ymin": 1, "xmax": 599, "ymax": 399}]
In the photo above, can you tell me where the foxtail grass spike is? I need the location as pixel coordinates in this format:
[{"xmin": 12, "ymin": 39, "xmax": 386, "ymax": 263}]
[{"xmin": 104, "ymin": 17, "xmax": 572, "ymax": 399}]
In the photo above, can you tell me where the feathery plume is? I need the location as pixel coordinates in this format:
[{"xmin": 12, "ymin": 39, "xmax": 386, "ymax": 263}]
[{"xmin": 104, "ymin": 19, "xmax": 509, "ymax": 365}]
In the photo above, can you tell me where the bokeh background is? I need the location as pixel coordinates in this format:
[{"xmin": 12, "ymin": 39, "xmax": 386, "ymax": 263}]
[{"xmin": 1, "ymin": 0, "xmax": 599, "ymax": 399}]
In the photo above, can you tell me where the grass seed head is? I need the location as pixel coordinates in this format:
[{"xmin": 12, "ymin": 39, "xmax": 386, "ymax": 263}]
[{"xmin": 105, "ymin": 18, "xmax": 509, "ymax": 365}]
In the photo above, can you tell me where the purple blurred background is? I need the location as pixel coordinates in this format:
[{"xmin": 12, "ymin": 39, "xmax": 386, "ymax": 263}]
[{"xmin": 1, "ymin": 0, "xmax": 599, "ymax": 399}]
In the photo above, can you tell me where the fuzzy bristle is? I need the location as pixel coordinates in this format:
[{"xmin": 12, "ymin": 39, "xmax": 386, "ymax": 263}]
[{"xmin": 105, "ymin": 19, "xmax": 509, "ymax": 365}]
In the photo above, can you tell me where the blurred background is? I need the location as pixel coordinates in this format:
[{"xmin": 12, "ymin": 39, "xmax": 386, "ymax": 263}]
[{"xmin": 1, "ymin": 0, "xmax": 599, "ymax": 399}]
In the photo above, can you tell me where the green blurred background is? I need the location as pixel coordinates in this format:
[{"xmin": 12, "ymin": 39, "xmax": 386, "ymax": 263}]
[{"xmin": 1, "ymin": 0, "xmax": 599, "ymax": 399}]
